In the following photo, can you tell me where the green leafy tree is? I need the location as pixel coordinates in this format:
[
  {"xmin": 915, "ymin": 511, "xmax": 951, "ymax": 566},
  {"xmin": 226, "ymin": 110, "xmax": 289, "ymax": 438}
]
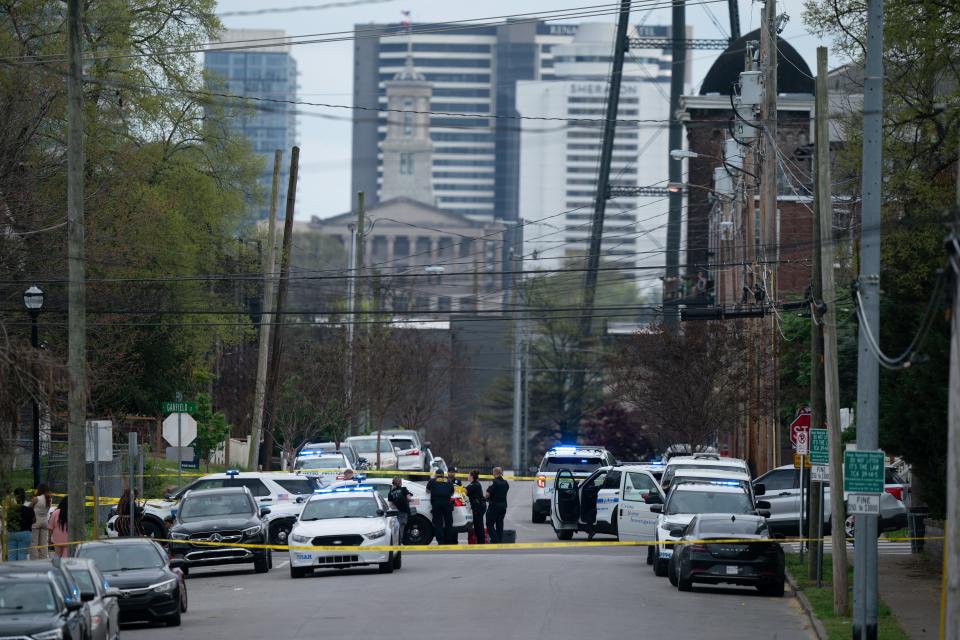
[{"xmin": 193, "ymin": 393, "xmax": 231, "ymax": 471}]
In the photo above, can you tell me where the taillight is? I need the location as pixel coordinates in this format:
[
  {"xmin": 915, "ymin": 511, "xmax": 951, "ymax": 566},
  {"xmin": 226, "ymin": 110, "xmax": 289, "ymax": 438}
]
[
  {"xmin": 537, "ymin": 476, "xmax": 546, "ymax": 488},
  {"xmin": 404, "ymin": 449, "xmax": 420, "ymax": 456},
  {"xmin": 452, "ymin": 498, "xmax": 465, "ymax": 507},
  {"xmin": 885, "ymin": 487, "xmax": 903, "ymax": 501},
  {"xmin": 686, "ymin": 543, "xmax": 708, "ymax": 553},
  {"xmin": 336, "ymin": 474, "xmax": 345, "ymax": 480}
]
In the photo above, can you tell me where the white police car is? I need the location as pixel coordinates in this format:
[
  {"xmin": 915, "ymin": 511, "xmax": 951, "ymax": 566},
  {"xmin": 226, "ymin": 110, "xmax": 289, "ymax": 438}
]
[
  {"xmin": 551, "ymin": 464, "xmax": 663, "ymax": 544},
  {"xmin": 531, "ymin": 446, "xmax": 616, "ymax": 523},
  {"xmin": 295, "ymin": 450, "xmax": 355, "ymax": 484},
  {"xmin": 287, "ymin": 484, "xmax": 403, "ymax": 578},
  {"xmin": 104, "ymin": 469, "xmax": 320, "ymax": 544},
  {"xmin": 650, "ymin": 481, "xmax": 768, "ymax": 577}
]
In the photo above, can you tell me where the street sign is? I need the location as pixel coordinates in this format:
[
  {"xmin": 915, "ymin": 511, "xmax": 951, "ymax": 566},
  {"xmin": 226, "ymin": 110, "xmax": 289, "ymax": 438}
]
[
  {"xmin": 162, "ymin": 413, "xmax": 197, "ymax": 447},
  {"xmin": 795, "ymin": 431, "xmax": 809, "ymax": 454},
  {"xmin": 809, "ymin": 428, "xmax": 829, "ymax": 465},
  {"xmin": 847, "ymin": 493, "xmax": 880, "ymax": 514},
  {"xmin": 166, "ymin": 446, "xmax": 195, "ymax": 462},
  {"xmin": 843, "ymin": 450, "xmax": 885, "ymax": 494},
  {"xmin": 790, "ymin": 410, "xmax": 811, "ymax": 449},
  {"xmin": 793, "ymin": 453, "xmax": 811, "ymax": 469},
  {"xmin": 810, "ymin": 465, "xmax": 830, "ymax": 481},
  {"xmin": 162, "ymin": 401, "xmax": 197, "ymax": 414}
]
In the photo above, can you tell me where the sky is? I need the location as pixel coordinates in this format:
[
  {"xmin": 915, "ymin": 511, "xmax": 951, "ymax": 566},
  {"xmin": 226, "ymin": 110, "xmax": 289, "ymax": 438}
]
[{"xmin": 214, "ymin": 0, "xmax": 831, "ymax": 220}]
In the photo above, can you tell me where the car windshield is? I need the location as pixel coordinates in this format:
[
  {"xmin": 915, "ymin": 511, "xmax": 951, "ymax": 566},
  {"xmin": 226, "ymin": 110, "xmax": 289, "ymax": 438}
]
[
  {"xmin": 179, "ymin": 494, "xmax": 252, "ymax": 520},
  {"xmin": 665, "ymin": 489, "xmax": 755, "ymax": 515},
  {"xmin": 390, "ymin": 438, "xmax": 416, "ymax": 450},
  {"xmin": 0, "ymin": 581, "xmax": 58, "ymax": 615},
  {"xmin": 68, "ymin": 569, "xmax": 96, "ymax": 595},
  {"xmin": 349, "ymin": 439, "xmax": 393, "ymax": 454},
  {"xmin": 664, "ymin": 464, "xmax": 744, "ymax": 484},
  {"xmin": 299, "ymin": 497, "xmax": 380, "ymax": 520},
  {"xmin": 697, "ymin": 519, "xmax": 767, "ymax": 537},
  {"xmin": 79, "ymin": 544, "xmax": 165, "ymax": 571},
  {"xmin": 296, "ymin": 457, "xmax": 347, "ymax": 470},
  {"xmin": 541, "ymin": 456, "xmax": 603, "ymax": 473},
  {"xmin": 276, "ymin": 478, "xmax": 321, "ymax": 494}
]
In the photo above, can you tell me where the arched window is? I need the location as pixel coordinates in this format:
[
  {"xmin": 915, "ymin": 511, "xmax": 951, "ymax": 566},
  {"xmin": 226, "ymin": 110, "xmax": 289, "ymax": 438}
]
[{"xmin": 403, "ymin": 98, "xmax": 414, "ymax": 135}]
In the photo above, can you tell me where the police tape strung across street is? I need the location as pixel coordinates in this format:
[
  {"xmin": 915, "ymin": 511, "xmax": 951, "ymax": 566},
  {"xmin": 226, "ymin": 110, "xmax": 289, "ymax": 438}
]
[
  {"xmin": 7, "ymin": 534, "xmax": 947, "ymax": 556},
  {"xmin": 98, "ymin": 468, "xmax": 547, "ymax": 482}
]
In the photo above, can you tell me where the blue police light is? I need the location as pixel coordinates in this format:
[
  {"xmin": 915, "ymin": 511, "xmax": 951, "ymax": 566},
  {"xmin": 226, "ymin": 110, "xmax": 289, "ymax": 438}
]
[
  {"xmin": 707, "ymin": 480, "xmax": 742, "ymax": 487},
  {"xmin": 314, "ymin": 484, "xmax": 374, "ymax": 495},
  {"xmin": 550, "ymin": 446, "xmax": 578, "ymax": 455},
  {"xmin": 226, "ymin": 469, "xmax": 240, "ymax": 477}
]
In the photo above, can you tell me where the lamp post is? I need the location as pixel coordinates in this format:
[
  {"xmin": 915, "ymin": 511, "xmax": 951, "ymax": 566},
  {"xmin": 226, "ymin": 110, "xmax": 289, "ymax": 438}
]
[{"xmin": 23, "ymin": 285, "xmax": 44, "ymax": 488}]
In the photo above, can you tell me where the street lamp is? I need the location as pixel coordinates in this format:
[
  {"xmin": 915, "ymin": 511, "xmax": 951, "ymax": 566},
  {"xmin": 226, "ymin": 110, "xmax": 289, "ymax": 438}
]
[
  {"xmin": 23, "ymin": 285, "xmax": 43, "ymax": 488},
  {"xmin": 670, "ymin": 149, "xmax": 700, "ymax": 160}
]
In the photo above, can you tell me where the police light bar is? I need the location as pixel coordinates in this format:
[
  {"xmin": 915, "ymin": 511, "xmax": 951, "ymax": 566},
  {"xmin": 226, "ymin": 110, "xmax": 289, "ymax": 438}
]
[
  {"xmin": 314, "ymin": 484, "xmax": 374, "ymax": 495},
  {"xmin": 226, "ymin": 469, "xmax": 240, "ymax": 477},
  {"xmin": 707, "ymin": 480, "xmax": 742, "ymax": 487},
  {"xmin": 550, "ymin": 446, "xmax": 579, "ymax": 455}
]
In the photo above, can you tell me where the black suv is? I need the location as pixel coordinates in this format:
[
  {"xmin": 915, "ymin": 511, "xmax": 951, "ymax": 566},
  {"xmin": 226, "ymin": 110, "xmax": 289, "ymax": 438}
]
[{"xmin": 168, "ymin": 487, "xmax": 272, "ymax": 574}]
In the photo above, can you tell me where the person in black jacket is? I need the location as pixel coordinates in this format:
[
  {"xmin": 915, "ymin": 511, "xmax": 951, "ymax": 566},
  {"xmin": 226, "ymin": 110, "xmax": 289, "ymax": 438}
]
[
  {"xmin": 387, "ymin": 477, "xmax": 413, "ymax": 541},
  {"xmin": 465, "ymin": 471, "xmax": 486, "ymax": 544},
  {"xmin": 426, "ymin": 469, "xmax": 454, "ymax": 544},
  {"xmin": 485, "ymin": 467, "xmax": 509, "ymax": 543}
]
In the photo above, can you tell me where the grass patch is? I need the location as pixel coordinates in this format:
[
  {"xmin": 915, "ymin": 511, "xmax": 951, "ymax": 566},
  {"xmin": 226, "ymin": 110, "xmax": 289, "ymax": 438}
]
[
  {"xmin": 785, "ymin": 553, "xmax": 909, "ymax": 640},
  {"xmin": 882, "ymin": 527, "xmax": 908, "ymax": 539}
]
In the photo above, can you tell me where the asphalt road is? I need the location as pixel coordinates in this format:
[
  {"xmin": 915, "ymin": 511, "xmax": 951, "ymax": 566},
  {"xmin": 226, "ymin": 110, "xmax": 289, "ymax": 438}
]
[{"xmin": 123, "ymin": 480, "xmax": 814, "ymax": 640}]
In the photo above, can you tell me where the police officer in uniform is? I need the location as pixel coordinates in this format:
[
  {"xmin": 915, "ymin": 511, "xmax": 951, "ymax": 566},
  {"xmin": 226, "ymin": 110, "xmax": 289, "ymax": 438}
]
[
  {"xmin": 426, "ymin": 469, "xmax": 454, "ymax": 545},
  {"xmin": 387, "ymin": 477, "xmax": 413, "ymax": 542},
  {"xmin": 466, "ymin": 470, "xmax": 486, "ymax": 544},
  {"xmin": 485, "ymin": 467, "xmax": 509, "ymax": 543}
]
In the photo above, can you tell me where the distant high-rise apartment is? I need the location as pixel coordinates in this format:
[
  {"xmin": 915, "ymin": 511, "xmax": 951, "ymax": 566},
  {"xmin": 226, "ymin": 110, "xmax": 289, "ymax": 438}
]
[{"xmin": 205, "ymin": 29, "xmax": 299, "ymax": 220}]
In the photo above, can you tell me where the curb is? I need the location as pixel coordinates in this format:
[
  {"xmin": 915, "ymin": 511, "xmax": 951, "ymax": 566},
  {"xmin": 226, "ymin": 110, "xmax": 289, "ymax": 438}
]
[{"xmin": 785, "ymin": 569, "xmax": 829, "ymax": 640}]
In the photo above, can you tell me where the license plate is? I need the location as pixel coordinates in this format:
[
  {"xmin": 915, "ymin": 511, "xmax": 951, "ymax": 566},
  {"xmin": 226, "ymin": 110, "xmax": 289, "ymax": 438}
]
[
  {"xmin": 726, "ymin": 565, "xmax": 739, "ymax": 575},
  {"xmin": 295, "ymin": 553, "xmax": 312, "ymax": 561}
]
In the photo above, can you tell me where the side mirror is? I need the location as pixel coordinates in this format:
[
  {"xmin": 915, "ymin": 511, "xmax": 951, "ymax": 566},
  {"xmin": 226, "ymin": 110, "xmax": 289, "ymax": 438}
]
[
  {"xmin": 423, "ymin": 441, "xmax": 431, "ymax": 449},
  {"xmin": 758, "ymin": 509, "xmax": 772, "ymax": 518},
  {"xmin": 103, "ymin": 589, "xmax": 121, "ymax": 599},
  {"xmin": 386, "ymin": 509, "xmax": 399, "ymax": 517},
  {"xmin": 80, "ymin": 591, "xmax": 96, "ymax": 602},
  {"xmin": 296, "ymin": 496, "xmax": 305, "ymax": 504},
  {"xmin": 643, "ymin": 493, "xmax": 663, "ymax": 504},
  {"xmin": 376, "ymin": 509, "xmax": 385, "ymax": 517},
  {"xmin": 755, "ymin": 500, "xmax": 771, "ymax": 510},
  {"xmin": 650, "ymin": 504, "xmax": 663, "ymax": 514},
  {"xmin": 528, "ymin": 466, "xmax": 539, "ymax": 475},
  {"xmin": 260, "ymin": 507, "xmax": 271, "ymax": 517},
  {"xmin": 169, "ymin": 557, "xmax": 185, "ymax": 569},
  {"xmin": 66, "ymin": 601, "xmax": 83, "ymax": 612},
  {"xmin": 753, "ymin": 483, "xmax": 766, "ymax": 496},
  {"xmin": 668, "ymin": 527, "xmax": 685, "ymax": 537}
]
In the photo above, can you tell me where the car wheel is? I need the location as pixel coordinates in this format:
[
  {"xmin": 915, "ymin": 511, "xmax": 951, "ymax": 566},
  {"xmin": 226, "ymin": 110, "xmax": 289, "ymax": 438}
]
[
  {"xmin": 676, "ymin": 557, "xmax": 693, "ymax": 592},
  {"xmin": 668, "ymin": 554, "xmax": 679, "ymax": 587},
  {"xmin": 759, "ymin": 577, "xmax": 785, "ymax": 597},
  {"xmin": 393, "ymin": 551, "xmax": 402, "ymax": 570},
  {"xmin": 164, "ymin": 609, "xmax": 182, "ymax": 627},
  {"xmin": 378, "ymin": 552, "xmax": 395, "ymax": 574},
  {"xmin": 140, "ymin": 518, "xmax": 164, "ymax": 539},
  {"xmin": 653, "ymin": 553, "xmax": 669, "ymax": 577},
  {"xmin": 270, "ymin": 521, "xmax": 292, "ymax": 545},
  {"xmin": 532, "ymin": 508, "xmax": 546, "ymax": 524},
  {"xmin": 404, "ymin": 516, "xmax": 433, "ymax": 545},
  {"xmin": 646, "ymin": 546, "xmax": 654, "ymax": 565},
  {"xmin": 253, "ymin": 554, "xmax": 270, "ymax": 574},
  {"xmin": 555, "ymin": 528, "xmax": 574, "ymax": 541},
  {"xmin": 180, "ymin": 581, "xmax": 188, "ymax": 613},
  {"xmin": 290, "ymin": 565, "xmax": 307, "ymax": 579}
]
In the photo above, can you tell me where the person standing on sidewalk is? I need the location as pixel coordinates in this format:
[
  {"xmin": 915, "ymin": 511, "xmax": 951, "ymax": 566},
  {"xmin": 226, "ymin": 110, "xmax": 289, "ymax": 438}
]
[
  {"xmin": 466, "ymin": 471, "xmax": 486, "ymax": 544},
  {"xmin": 5, "ymin": 488, "xmax": 34, "ymax": 560},
  {"xmin": 47, "ymin": 496, "xmax": 70, "ymax": 558},
  {"xmin": 29, "ymin": 484, "xmax": 51, "ymax": 559},
  {"xmin": 485, "ymin": 467, "xmax": 509, "ymax": 543}
]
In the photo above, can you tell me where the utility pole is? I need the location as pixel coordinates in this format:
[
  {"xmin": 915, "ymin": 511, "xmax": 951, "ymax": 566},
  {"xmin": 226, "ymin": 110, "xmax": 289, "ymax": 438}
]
[
  {"xmin": 511, "ymin": 222, "xmax": 523, "ymax": 473},
  {"xmin": 664, "ymin": 0, "xmax": 686, "ymax": 329},
  {"xmin": 726, "ymin": 0, "xmax": 741, "ymax": 41},
  {"xmin": 854, "ymin": 0, "xmax": 884, "ymax": 636},
  {"xmin": 815, "ymin": 46, "xmax": 849, "ymax": 615},
  {"xmin": 351, "ymin": 192, "xmax": 366, "ymax": 435},
  {"xmin": 249, "ymin": 150, "xmax": 282, "ymax": 470},
  {"xmin": 809, "ymin": 99, "xmax": 825, "ymax": 581},
  {"xmin": 261, "ymin": 147, "xmax": 299, "ymax": 471},
  {"xmin": 566, "ymin": 0, "xmax": 632, "ymax": 443},
  {"xmin": 942, "ymin": 142, "xmax": 960, "ymax": 640},
  {"xmin": 66, "ymin": 0, "xmax": 87, "ymax": 545}
]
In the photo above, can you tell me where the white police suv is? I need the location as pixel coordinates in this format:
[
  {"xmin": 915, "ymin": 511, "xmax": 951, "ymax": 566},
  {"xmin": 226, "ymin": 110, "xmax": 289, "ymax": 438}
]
[
  {"xmin": 531, "ymin": 446, "xmax": 616, "ymax": 523},
  {"xmin": 650, "ymin": 481, "xmax": 769, "ymax": 577},
  {"xmin": 287, "ymin": 484, "xmax": 403, "ymax": 578},
  {"xmin": 105, "ymin": 469, "xmax": 320, "ymax": 544}
]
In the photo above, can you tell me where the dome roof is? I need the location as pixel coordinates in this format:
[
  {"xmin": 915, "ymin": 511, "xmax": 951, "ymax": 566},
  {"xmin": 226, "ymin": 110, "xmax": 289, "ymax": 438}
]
[{"xmin": 699, "ymin": 29, "xmax": 814, "ymax": 96}]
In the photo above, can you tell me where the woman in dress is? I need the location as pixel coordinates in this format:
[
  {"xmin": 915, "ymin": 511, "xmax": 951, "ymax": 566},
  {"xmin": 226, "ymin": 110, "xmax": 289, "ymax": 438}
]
[
  {"xmin": 29, "ymin": 483, "xmax": 52, "ymax": 559},
  {"xmin": 47, "ymin": 496, "xmax": 70, "ymax": 558}
]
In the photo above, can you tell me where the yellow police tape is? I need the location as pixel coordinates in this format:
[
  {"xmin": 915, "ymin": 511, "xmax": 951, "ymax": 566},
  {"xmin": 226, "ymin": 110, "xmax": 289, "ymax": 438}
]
[
  {"xmin": 13, "ymin": 534, "xmax": 946, "ymax": 555},
  {"xmin": 102, "ymin": 469, "xmax": 546, "ymax": 482}
]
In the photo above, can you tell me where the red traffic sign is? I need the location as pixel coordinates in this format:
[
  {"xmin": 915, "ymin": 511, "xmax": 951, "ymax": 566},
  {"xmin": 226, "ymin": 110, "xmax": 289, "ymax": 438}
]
[{"xmin": 790, "ymin": 409, "xmax": 811, "ymax": 447}]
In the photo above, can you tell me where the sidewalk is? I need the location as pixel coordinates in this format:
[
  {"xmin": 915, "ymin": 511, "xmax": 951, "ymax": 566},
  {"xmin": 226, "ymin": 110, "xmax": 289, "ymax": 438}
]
[{"xmin": 878, "ymin": 553, "xmax": 943, "ymax": 639}]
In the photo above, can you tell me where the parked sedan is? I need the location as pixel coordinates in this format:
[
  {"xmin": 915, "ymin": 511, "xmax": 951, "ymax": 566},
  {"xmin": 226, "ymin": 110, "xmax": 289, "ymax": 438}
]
[
  {"xmin": 0, "ymin": 573, "xmax": 87, "ymax": 640},
  {"xmin": 668, "ymin": 514, "xmax": 785, "ymax": 596},
  {"xmin": 345, "ymin": 435, "xmax": 399, "ymax": 470},
  {"xmin": 63, "ymin": 558, "xmax": 121, "ymax": 640},
  {"xmin": 76, "ymin": 538, "xmax": 187, "ymax": 627}
]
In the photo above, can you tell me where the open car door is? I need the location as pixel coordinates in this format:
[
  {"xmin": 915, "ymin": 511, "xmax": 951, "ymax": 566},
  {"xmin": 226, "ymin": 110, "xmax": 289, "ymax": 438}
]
[
  {"xmin": 551, "ymin": 469, "xmax": 580, "ymax": 525},
  {"xmin": 617, "ymin": 471, "xmax": 662, "ymax": 542}
]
